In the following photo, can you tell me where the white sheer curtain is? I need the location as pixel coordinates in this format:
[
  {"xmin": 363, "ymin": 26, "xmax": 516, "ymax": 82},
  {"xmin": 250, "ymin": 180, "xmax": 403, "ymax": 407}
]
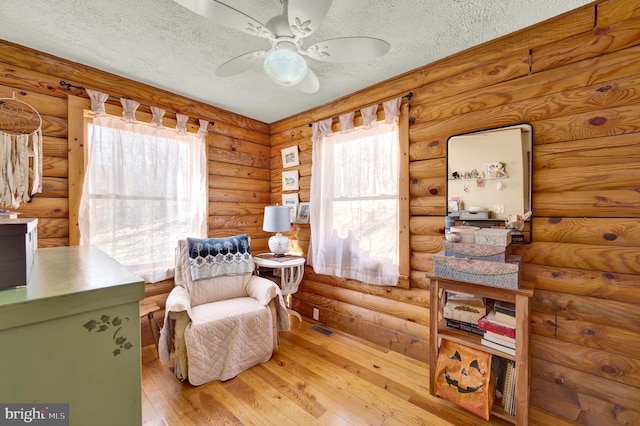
[
  {"xmin": 309, "ymin": 98, "xmax": 402, "ymax": 286},
  {"xmin": 79, "ymin": 92, "xmax": 207, "ymax": 283}
]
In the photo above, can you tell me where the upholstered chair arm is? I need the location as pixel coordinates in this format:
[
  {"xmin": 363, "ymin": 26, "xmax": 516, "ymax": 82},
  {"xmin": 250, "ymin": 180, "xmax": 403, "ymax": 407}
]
[
  {"xmin": 164, "ymin": 285, "xmax": 193, "ymax": 316},
  {"xmin": 246, "ymin": 275, "xmax": 290, "ymax": 331},
  {"xmin": 245, "ymin": 275, "xmax": 278, "ymax": 305},
  {"xmin": 158, "ymin": 285, "xmax": 192, "ymax": 367}
]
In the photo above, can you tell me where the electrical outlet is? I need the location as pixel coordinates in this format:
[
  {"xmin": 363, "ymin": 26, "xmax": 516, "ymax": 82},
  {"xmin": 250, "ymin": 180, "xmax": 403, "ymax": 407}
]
[
  {"xmin": 493, "ymin": 204, "xmax": 505, "ymax": 214},
  {"xmin": 313, "ymin": 308, "xmax": 320, "ymax": 321}
]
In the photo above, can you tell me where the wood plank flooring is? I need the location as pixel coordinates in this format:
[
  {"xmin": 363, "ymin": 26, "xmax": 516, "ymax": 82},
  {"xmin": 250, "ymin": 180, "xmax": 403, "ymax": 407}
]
[{"xmin": 141, "ymin": 318, "xmax": 571, "ymax": 426}]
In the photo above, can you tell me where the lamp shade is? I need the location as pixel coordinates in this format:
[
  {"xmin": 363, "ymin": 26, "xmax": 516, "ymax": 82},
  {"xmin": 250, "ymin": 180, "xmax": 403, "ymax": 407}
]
[
  {"xmin": 263, "ymin": 206, "xmax": 291, "ymax": 233},
  {"xmin": 263, "ymin": 49, "xmax": 308, "ymax": 86}
]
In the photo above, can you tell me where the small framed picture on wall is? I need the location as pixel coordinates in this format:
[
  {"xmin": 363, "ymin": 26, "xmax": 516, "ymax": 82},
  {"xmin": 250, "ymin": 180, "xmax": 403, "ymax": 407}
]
[
  {"xmin": 282, "ymin": 170, "xmax": 299, "ymax": 191},
  {"xmin": 296, "ymin": 202, "xmax": 310, "ymax": 223},
  {"xmin": 281, "ymin": 145, "xmax": 300, "ymax": 168},
  {"xmin": 282, "ymin": 193, "xmax": 299, "ymax": 223}
]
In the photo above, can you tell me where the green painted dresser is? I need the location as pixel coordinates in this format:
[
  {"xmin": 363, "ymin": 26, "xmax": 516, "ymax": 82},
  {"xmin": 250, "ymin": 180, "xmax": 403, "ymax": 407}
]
[{"xmin": 0, "ymin": 245, "xmax": 145, "ymax": 425}]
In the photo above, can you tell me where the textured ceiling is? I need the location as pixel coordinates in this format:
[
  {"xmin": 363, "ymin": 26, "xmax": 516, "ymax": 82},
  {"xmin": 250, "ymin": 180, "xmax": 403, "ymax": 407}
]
[{"xmin": 0, "ymin": 0, "xmax": 592, "ymax": 123}]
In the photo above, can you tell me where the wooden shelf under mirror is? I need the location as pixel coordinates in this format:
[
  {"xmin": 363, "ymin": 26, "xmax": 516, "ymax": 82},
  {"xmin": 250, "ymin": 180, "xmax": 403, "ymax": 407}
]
[{"xmin": 429, "ymin": 277, "xmax": 534, "ymax": 425}]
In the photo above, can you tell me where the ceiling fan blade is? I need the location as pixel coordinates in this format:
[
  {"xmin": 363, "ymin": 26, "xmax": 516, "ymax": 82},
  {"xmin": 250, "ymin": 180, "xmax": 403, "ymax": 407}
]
[
  {"xmin": 215, "ymin": 51, "xmax": 266, "ymax": 77},
  {"xmin": 297, "ymin": 68, "xmax": 320, "ymax": 94},
  {"xmin": 287, "ymin": 0, "xmax": 333, "ymax": 38},
  {"xmin": 173, "ymin": 0, "xmax": 272, "ymax": 38},
  {"xmin": 304, "ymin": 37, "xmax": 390, "ymax": 63}
]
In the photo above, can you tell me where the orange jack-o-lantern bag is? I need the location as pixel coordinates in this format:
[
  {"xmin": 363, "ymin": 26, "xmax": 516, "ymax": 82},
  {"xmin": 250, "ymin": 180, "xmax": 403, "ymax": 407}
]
[{"xmin": 434, "ymin": 340, "xmax": 495, "ymax": 420}]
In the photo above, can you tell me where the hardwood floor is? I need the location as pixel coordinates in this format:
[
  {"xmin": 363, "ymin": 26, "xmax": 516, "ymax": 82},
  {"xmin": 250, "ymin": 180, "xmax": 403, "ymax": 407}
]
[{"xmin": 141, "ymin": 318, "xmax": 570, "ymax": 426}]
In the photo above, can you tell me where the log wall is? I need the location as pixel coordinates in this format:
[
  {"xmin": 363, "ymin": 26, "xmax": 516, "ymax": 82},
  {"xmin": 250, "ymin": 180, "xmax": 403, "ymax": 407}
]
[
  {"xmin": 270, "ymin": 0, "xmax": 640, "ymax": 423},
  {"xmin": 1, "ymin": 0, "xmax": 638, "ymax": 423},
  {"xmin": 0, "ymin": 39, "xmax": 272, "ymax": 295}
]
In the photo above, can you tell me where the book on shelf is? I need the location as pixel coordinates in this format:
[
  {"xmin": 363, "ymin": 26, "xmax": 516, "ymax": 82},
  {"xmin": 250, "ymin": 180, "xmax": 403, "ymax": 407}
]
[
  {"xmin": 445, "ymin": 291, "xmax": 485, "ymax": 307},
  {"xmin": 478, "ymin": 310, "xmax": 516, "ymax": 338},
  {"xmin": 494, "ymin": 300, "xmax": 515, "ymax": 316},
  {"xmin": 443, "ymin": 294, "xmax": 487, "ymax": 324},
  {"xmin": 504, "ymin": 362, "xmax": 517, "ymax": 416},
  {"xmin": 481, "ymin": 337, "xmax": 516, "ymax": 356},
  {"xmin": 443, "ymin": 300, "xmax": 486, "ymax": 324},
  {"xmin": 493, "ymin": 300, "xmax": 516, "ymax": 326},
  {"xmin": 445, "ymin": 318, "xmax": 485, "ymax": 337},
  {"xmin": 494, "ymin": 311, "xmax": 516, "ymax": 326},
  {"xmin": 484, "ymin": 330, "xmax": 516, "ymax": 348},
  {"xmin": 501, "ymin": 360, "xmax": 516, "ymax": 416}
]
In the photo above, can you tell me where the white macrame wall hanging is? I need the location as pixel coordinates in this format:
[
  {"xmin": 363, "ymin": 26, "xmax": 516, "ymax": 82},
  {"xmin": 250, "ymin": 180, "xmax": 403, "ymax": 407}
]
[{"xmin": 0, "ymin": 92, "xmax": 43, "ymax": 208}]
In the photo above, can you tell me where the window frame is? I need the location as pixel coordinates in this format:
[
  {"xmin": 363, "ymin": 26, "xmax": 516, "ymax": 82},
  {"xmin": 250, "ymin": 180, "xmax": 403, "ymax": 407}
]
[
  {"xmin": 310, "ymin": 103, "xmax": 410, "ymax": 288},
  {"xmin": 67, "ymin": 95, "xmax": 208, "ymax": 248}
]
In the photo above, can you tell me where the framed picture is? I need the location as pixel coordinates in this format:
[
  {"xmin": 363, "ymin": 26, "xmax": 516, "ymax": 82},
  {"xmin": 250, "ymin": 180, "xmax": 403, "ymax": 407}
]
[
  {"xmin": 281, "ymin": 193, "xmax": 299, "ymax": 223},
  {"xmin": 282, "ymin": 170, "xmax": 299, "ymax": 191},
  {"xmin": 296, "ymin": 202, "xmax": 310, "ymax": 223},
  {"xmin": 281, "ymin": 145, "xmax": 300, "ymax": 168}
]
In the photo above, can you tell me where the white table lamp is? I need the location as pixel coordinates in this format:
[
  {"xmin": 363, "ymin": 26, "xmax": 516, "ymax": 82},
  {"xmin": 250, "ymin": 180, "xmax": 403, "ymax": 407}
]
[{"xmin": 263, "ymin": 205, "xmax": 291, "ymax": 257}]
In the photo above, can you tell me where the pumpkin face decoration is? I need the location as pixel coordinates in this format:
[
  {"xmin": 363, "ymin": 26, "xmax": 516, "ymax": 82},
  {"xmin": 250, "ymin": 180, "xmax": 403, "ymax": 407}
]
[
  {"xmin": 435, "ymin": 341, "xmax": 495, "ymax": 420},
  {"xmin": 443, "ymin": 350, "xmax": 486, "ymax": 393}
]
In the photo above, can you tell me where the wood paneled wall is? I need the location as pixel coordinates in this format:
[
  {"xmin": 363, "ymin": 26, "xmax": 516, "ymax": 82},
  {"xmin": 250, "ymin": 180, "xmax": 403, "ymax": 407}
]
[
  {"xmin": 270, "ymin": 0, "xmax": 640, "ymax": 423},
  {"xmin": 1, "ymin": 0, "xmax": 639, "ymax": 423}
]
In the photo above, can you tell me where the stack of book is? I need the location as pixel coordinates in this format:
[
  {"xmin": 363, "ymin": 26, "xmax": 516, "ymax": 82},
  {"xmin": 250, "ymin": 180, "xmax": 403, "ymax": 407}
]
[
  {"xmin": 478, "ymin": 300, "xmax": 516, "ymax": 356},
  {"xmin": 443, "ymin": 292, "xmax": 486, "ymax": 337}
]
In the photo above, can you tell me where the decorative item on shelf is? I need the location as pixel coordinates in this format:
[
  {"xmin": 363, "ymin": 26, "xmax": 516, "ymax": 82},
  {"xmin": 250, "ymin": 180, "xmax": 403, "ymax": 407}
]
[
  {"xmin": 445, "ymin": 231, "xmax": 461, "ymax": 243},
  {"xmin": 433, "ymin": 253, "xmax": 522, "ymax": 289},
  {"xmin": 486, "ymin": 162, "xmax": 507, "ymax": 178},
  {"xmin": 444, "ymin": 241, "xmax": 509, "ymax": 262},
  {"xmin": 263, "ymin": 205, "xmax": 291, "ymax": 257},
  {"xmin": 505, "ymin": 211, "xmax": 532, "ymax": 231},
  {"xmin": 434, "ymin": 340, "xmax": 495, "ymax": 421},
  {"xmin": 449, "ymin": 225, "xmax": 480, "ymax": 243},
  {"xmin": 475, "ymin": 228, "xmax": 512, "ymax": 246}
]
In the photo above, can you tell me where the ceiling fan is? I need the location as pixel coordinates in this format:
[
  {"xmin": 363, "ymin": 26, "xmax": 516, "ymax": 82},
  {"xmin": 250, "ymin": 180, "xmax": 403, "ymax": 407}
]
[{"xmin": 173, "ymin": 0, "xmax": 391, "ymax": 93}]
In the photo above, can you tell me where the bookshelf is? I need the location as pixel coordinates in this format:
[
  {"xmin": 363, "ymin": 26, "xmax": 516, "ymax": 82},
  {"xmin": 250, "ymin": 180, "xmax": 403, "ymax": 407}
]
[{"xmin": 429, "ymin": 277, "xmax": 534, "ymax": 425}]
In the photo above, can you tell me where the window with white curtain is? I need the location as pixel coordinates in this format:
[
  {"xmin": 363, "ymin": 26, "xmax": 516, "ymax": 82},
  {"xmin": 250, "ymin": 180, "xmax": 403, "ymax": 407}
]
[
  {"xmin": 79, "ymin": 111, "xmax": 207, "ymax": 283},
  {"xmin": 309, "ymin": 98, "xmax": 405, "ymax": 286}
]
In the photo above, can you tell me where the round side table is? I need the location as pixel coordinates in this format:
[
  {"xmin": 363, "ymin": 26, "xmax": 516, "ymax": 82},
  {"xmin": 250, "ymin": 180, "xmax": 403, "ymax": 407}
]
[{"xmin": 253, "ymin": 254, "xmax": 305, "ymax": 322}]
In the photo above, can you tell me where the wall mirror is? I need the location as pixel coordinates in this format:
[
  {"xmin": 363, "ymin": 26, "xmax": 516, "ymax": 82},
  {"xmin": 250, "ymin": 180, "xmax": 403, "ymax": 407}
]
[{"xmin": 446, "ymin": 123, "xmax": 532, "ymax": 243}]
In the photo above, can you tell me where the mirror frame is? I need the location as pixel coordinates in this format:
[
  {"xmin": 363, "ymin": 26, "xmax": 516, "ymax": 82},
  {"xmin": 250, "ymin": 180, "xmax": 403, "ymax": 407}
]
[{"xmin": 445, "ymin": 123, "xmax": 533, "ymax": 243}]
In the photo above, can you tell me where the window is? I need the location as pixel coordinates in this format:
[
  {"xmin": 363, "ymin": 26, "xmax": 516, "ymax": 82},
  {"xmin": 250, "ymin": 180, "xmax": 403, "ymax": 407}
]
[
  {"xmin": 79, "ymin": 112, "xmax": 207, "ymax": 283},
  {"xmin": 309, "ymin": 100, "xmax": 409, "ymax": 287}
]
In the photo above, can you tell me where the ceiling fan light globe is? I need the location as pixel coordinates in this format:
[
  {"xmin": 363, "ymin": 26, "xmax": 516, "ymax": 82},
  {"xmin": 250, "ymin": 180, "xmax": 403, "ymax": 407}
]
[{"xmin": 263, "ymin": 50, "xmax": 308, "ymax": 86}]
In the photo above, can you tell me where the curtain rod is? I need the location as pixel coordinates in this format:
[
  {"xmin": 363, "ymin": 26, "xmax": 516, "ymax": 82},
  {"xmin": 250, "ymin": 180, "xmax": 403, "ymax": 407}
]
[
  {"xmin": 59, "ymin": 80, "xmax": 215, "ymax": 127},
  {"xmin": 307, "ymin": 92, "xmax": 413, "ymax": 127}
]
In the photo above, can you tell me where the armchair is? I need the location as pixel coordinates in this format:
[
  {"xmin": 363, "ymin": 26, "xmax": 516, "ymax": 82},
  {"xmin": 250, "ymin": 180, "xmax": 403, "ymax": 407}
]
[{"xmin": 158, "ymin": 236, "xmax": 289, "ymax": 385}]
